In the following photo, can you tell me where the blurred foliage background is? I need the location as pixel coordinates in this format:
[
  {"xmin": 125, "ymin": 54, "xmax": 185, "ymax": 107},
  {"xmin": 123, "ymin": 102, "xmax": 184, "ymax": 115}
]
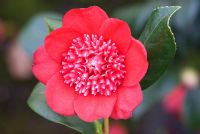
[{"xmin": 0, "ymin": 0, "xmax": 200, "ymax": 134}]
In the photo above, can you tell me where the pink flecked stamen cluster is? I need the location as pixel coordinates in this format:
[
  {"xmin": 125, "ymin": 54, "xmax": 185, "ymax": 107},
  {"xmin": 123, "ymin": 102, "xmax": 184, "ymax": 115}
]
[{"xmin": 60, "ymin": 34, "xmax": 126, "ymax": 96}]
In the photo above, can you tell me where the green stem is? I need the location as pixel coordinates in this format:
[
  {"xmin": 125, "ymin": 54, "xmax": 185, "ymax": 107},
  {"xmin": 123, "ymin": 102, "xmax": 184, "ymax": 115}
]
[
  {"xmin": 94, "ymin": 120, "xmax": 103, "ymax": 134},
  {"xmin": 104, "ymin": 118, "xmax": 109, "ymax": 134}
]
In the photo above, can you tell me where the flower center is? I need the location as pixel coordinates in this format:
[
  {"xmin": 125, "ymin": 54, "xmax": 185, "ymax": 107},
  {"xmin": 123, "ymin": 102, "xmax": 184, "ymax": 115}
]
[{"xmin": 60, "ymin": 34, "xmax": 126, "ymax": 96}]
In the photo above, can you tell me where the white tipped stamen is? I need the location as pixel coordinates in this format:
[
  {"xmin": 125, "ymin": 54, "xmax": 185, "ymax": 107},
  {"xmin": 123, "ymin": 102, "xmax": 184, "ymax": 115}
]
[{"xmin": 60, "ymin": 34, "xmax": 126, "ymax": 96}]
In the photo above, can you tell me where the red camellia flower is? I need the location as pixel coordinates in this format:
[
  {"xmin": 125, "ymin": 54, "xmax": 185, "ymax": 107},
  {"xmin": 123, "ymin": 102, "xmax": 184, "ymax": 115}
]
[{"xmin": 32, "ymin": 6, "xmax": 148, "ymax": 122}]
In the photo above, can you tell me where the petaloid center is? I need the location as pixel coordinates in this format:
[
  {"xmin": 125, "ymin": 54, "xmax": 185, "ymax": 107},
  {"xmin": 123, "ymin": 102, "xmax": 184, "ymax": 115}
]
[{"xmin": 60, "ymin": 34, "xmax": 126, "ymax": 96}]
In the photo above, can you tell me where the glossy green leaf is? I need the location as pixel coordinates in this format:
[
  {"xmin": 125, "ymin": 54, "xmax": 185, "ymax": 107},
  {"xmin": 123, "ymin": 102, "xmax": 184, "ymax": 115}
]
[
  {"xmin": 27, "ymin": 83, "xmax": 97, "ymax": 134},
  {"xmin": 45, "ymin": 17, "xmax": 62, "ymax": 32},
  {"xmin": 139, "ymin": 6, "xmax": 181, "ymax": 89}
]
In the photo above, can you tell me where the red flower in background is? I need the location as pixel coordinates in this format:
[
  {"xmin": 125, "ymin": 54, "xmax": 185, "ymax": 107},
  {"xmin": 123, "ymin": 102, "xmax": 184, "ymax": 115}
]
[
  {"xmin": 32, "ymin": 6, "xmax": 148, "ymax": 122},
  {"xmin": 110, "ymin": 122, "xmax": 128, "ymax": 134},
  {"xmin": 163, "ymin": 85, "xmax": 187, "ymax": 118},
  {"xmin": 163, "ymin": 68, "xmax": 199, "ymax": 119}
]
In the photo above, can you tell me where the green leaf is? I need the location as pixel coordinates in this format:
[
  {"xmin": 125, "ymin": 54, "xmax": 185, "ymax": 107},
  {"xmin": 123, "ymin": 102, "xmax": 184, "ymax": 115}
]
[
  {"xmin": 139, "ymin": 6, "xmax": 181, "ymax": 89},
  {"xmin": 183, "ymin": 89, "xmax": 200, "ymax": 129},
  {"xmin": 17, "ymin": 13, "xmax": 61, "ymax": 57},
  {"xmin": 45, "ymin": 17, "xmax": 62, "ymax": 32},
  {"xmin": 27, "ymin": 83, "xmax": 97, "ymax": 134}
]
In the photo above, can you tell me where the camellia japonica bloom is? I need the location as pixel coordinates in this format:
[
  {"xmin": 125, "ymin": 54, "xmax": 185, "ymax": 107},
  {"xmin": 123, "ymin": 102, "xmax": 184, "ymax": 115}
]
[{"xmin": 32, "ymin": 6, "xmax": 148, "ymax": 122}]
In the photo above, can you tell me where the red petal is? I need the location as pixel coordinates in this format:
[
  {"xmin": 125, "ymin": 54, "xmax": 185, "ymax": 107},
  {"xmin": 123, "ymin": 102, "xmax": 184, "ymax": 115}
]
[
  {"xmin": 32, "ymin": 45, "xmax": 59, "ymax": 84},
  {"xmin": 123, "ymin": 38, "xmax": 148, "ymax": 86},
  {"xmin": 98, "ymin": 18, "xmax": 132, "ymax": 54},
  {"xmin": 111, "ymin": 84, "xmax": 143, "ymax": 119},
  {"xmin": 63, "ymin": 6, "xmax": 109, "ymax": 34},
  {"xmin": 45, "ymin": 72, "xmax": 76, "ymax": 116},
  {"xmin": 74, "ymin": 94, "xmax": 116, "ymax": 122},
  {"xmin": 45, "ymin": 28, "xmax": 81, "ymax": 62}
]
